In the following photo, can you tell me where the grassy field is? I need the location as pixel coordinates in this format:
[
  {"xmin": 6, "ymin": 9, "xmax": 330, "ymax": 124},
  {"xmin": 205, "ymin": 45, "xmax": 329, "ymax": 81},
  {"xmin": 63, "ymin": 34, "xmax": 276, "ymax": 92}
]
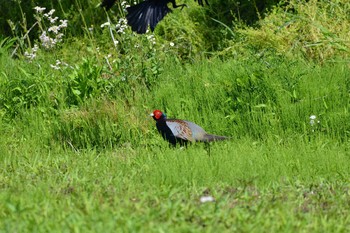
[
  {"xmin": 1, "ymin": 54, "xmax": 350, "ymax": 232},
  {"xmin": 1, "ymin": 0, "xmax": 350, "ymax": 232},
  {"xmin": 1, "ymin": 138, "xmax": 350, "ymax": 232}
]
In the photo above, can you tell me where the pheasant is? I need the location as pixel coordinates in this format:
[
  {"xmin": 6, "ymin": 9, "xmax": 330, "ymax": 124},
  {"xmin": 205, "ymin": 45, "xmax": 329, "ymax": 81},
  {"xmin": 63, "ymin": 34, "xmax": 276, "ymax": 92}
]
[
  {"xmin": 101, "ymin": 0, "xmax": 209, "ymax": 34},
  {"xmin": 150, "ymin": 110, "xmax": 228, "ymax": 146}
]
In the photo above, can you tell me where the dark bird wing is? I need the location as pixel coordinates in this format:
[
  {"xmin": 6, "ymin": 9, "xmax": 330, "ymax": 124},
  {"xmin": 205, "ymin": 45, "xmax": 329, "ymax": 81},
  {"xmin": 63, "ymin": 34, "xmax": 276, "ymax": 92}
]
[
  {"xmin": 126, "ymin": 0, "xmax": 171, "ymax": 34},
  {"xmin": 102, "ymin": 0, "xmax": 209, "ymax": 34}
]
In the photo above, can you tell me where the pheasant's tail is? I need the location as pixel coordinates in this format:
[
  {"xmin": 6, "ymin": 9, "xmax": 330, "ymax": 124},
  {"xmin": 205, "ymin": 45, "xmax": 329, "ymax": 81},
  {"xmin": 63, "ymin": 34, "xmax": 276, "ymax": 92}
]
[{"xmin": 201, "ymin": 134, "xmax": 229, "ymax": 142}]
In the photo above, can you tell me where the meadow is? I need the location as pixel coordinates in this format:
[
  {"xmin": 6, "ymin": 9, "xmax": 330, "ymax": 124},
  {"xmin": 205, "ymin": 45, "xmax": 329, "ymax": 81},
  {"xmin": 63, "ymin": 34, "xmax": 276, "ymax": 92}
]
[{"xmin": 1, "ymin": 0, "xmax": 350, "ymax": 232}]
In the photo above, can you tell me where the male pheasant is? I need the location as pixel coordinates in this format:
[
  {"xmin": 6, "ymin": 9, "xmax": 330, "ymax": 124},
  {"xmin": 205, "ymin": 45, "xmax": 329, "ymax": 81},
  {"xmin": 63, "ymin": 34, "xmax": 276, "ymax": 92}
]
[{"xmin": 150, "ymin": 110, "xmax": 228, "ymax": 146}]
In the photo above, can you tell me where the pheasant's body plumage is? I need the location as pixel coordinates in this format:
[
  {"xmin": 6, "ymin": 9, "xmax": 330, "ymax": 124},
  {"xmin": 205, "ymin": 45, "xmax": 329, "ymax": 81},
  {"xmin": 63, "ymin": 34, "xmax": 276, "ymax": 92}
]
[{"xmin": 151, "ymin": 110, "xmax": 228, "ymax": 146}]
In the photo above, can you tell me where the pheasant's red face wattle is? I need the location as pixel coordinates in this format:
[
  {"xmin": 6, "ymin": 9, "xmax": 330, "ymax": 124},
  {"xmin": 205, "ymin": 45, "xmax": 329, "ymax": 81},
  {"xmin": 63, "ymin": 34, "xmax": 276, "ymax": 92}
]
[{"xmin": 152, "ymin": 110, "xmax": 164, "ymax": 120}]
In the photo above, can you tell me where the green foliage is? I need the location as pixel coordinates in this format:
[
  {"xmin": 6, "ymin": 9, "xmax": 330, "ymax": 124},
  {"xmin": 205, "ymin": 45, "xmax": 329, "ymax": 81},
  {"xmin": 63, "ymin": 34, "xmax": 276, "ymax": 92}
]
[
  {"xmin": 232, "ymin": 0, "xmax": 350, "ymax": 61},
  {"xmin": 52, "ymin": 98, "xmax": 148, "ymax": 150},
  {"xmin": 54, "ymin": 101, "xmax": 120, "ymax": 150},
  {"xmin": 0, "ymin": 37, "xmax": 17, "ymax": 56},
  {"xmin": 65, "ymin": 59, "xmax": 105, "ymax": 106},
  {"xmin": 150, "ymin": 57, "xmax": 350, "ymax": 142},
  {"xmin": 1, "ymin": 1, "xmax": 350, "ymax": 231},
  {"xmin": 1, "ymin": 136, "xmax": 350, "ymax": 232},
  {"xmin": 0, "ymin": 67, "xmax": 52, "ymax": 119}
]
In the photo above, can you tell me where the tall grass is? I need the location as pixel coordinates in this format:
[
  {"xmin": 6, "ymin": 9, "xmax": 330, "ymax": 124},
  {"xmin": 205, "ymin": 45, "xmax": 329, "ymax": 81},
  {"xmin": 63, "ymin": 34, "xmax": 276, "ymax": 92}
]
[
  {"xmin": 232, "ymin": 0, "xmax": 350, "ymax": 61},
  {"xmin": 1, "ymin": 53, "xmax": 349, "ymax": 149},
  {"xmin": 1, "ymin": 0, "xmax": 350, "ymax": 231}
]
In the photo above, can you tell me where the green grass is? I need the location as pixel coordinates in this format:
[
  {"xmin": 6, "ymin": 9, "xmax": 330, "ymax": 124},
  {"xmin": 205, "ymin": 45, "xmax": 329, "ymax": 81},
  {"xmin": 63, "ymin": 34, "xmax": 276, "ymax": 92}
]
[
  {"xmin": 1, "ymin": 54, "xmax": 350, "ymax": 232},
  {"xmin": 1, "ymin": 0, "xmax": 350, "ymax": 231},
  {"xmin": 1, "ymin": 137, "xmax": 350, "ymax": 232}
]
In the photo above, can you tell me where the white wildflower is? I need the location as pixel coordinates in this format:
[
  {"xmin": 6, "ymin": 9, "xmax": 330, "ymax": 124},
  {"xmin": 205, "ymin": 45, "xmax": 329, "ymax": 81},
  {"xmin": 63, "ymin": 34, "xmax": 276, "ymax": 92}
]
[
  {"xmin": 43, "ymin": 9, "xmax": 55, "ymax": 18},
  {"xmin": 200, "ymin": 196, "xmax": 215, "ymax": 203},
  {"xmin": 50, "ymin": 60, "xmax": 69, "ymax": 70},
  {"xmin": 56, "ymin": 33, "xmax": 64, "ymax": 40},
  {"xmin": 121, "ymin": 1, "xmax": 130, "ymax": 10},
  {"xmin": 32, "ymin": 44, "xmax": 39, "ymax": 52},
  {"xmin": 24, "ymin": 43, "xmax": 39, "ymax": 61},
  {"xmin": 147, "ymin": 34, "xmax": 156, "ymax": 44},
  {"xmin": 309, "ymin": 115, "xmax": 317, "ymax": 126},
  {"xmin": 59, "ymin": 19, "xmax": 68, "ymax": 28},
  {"xmin": 40, "ymin": 32, "xmax": 50, "ymax": 47},
  {"xmin": 310, "ymin": 115, "xmax": 316, "ymax": 120},
  {"xmin": 34, "ymin": 6, "xmax": 46, "ymax": 13},
  {"xmin": 169, "ymin": 42, "xmax": 175, "ymax": 47},
  {"xmin": 116, "ymin": 18, "xmax": 128, "ymax": 34},
  {"xmin": 48, "ymin": 25, "xmax": 60, "ymax": 34},
  {"xmin": 24, "ymin": 51, "xmax": 36, "ymax": 60},
  {"xmin": 49, "ymin": 16, "xmax": 59, "ymax": 23},
  {"xmin": 39, "ymin": 31, "xmax": 57, "ymax": 48},
  {"xmin": 101, "ymin": 22, "xmax": 110, "ymax": 28},
  {"xmin": 50, "ymin": 64, "xmax": 60, "ymax": 70},
  {"xmin": 48, "ymin": 9, "xmax": 55, "ymax": 16}
]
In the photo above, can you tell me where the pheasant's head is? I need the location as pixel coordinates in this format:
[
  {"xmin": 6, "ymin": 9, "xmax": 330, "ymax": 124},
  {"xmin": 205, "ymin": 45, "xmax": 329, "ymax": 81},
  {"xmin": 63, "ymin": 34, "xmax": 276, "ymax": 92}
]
[{"xmin": 150, "ymin": 110, "xmax": 166, "ymax": 121}]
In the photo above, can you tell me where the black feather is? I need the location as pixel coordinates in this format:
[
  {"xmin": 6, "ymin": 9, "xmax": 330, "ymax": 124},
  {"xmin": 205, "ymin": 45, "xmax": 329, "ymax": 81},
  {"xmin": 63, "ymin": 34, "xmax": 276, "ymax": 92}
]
[
  {"xmin": 102, "ymin": 0, "xmax": 209, "ymax": 34},
  {"xmin": 126, "ymin": 0, "xmax": 171, "ymax": 34}
]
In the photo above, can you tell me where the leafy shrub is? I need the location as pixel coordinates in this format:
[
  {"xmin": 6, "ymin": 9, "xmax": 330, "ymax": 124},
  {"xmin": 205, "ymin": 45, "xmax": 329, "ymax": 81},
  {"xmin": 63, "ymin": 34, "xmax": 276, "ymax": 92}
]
[
  {"xmin": 64, "ymin": 59, "xmax": 106, "ymax": 106},
  {"xmin": 232, "ymin": 0, "xmax": 350, "ymax": 61}
]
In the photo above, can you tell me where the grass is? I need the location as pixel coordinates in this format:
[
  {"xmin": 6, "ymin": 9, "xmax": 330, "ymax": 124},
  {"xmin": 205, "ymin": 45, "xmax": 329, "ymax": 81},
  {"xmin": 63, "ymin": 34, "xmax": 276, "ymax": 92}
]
[
  {"xmin": 1, "ymin": 0, "xmax": 350, "ymax": 231},
  {"xmin": 1, "ymin": 55, "xmax": 350, "ymax": 232},
  {"xmin": 1, "ymin": 137, "xmax": 350, "ymax": 232}
]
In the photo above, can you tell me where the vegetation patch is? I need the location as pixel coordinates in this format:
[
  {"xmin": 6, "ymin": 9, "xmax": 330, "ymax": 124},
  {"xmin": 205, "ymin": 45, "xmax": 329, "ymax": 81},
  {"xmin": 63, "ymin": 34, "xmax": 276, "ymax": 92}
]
[{"xmin": 1, "ymin": 0, "xmax": 349, "ymax": 231}]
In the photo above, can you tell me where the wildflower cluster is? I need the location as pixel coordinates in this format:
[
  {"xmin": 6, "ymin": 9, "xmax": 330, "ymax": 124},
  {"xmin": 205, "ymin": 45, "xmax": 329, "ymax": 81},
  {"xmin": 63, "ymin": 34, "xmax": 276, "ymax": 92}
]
[
  {"xmin": 34, "ymin": 8, "xmax": 68, "ymax": 49},
  {"xmin": 22, "ymin": 6, "xmax": 69, "ymax": 68},
  {"xmin": 116, "ymin": 18, "xmax": 128, "ymax": 34},
  {"xmin": 309, "ymin": 114, "xmax": 320, "ymax": 133},
  {"xmin": 147, "ymin": 34, "xmax": 156, "ymax": 45},
  {"xmin": 24, "ymin": 44, "xmax": 39, "ymax": 62},
  {"xmin": 101, "ymin": 17, "xmax": 128, "ymax": 47},
  {"xmin": 120, "ymin": 1, "xmax": 130, "ymax": 12},
  {"xmin": 309, "ymin": 115, "xmax": 317, "ymax": 126}
]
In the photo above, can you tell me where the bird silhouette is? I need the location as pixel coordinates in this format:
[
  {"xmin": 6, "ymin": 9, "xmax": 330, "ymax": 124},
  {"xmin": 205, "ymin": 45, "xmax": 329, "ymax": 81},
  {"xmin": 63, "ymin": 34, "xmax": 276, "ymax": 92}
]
[
  {"xmin": 150, "ymin": 109, "xmax": 228, "ymax": 146},
  {"xmin": 101, "ymin": 0, "xmax": 209, "ymax": 34}
]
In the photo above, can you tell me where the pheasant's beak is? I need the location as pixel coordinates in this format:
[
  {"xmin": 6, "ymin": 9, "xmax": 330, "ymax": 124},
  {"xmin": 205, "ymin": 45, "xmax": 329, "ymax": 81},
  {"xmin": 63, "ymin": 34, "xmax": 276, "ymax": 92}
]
[{"xmin": 150, "ymin": 113, "xmax": 154, "ymax": 117}]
